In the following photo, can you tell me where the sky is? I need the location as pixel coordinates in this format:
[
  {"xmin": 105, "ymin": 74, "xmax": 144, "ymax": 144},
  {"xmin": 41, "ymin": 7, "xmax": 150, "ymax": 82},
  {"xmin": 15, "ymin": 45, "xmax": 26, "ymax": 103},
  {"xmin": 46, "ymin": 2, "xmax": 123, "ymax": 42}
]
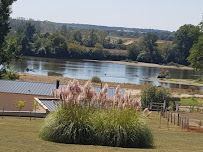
[{"xmin": 11, "ymin": 0, "xmax": 203, "ymax": 32}]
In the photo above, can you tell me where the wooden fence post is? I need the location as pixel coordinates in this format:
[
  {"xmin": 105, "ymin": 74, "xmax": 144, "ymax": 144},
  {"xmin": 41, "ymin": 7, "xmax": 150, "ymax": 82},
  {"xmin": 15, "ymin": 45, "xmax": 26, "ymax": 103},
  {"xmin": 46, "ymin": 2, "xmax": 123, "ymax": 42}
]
[
  {"xmin": 187, "ymin": 118, "xmax": 189, "ymax": 130},
  {"xmin": 180, "ymin": 116, "xmax": 182, "ymax": 127},
  {"xmin": 182, "ymin": 117, "xmax": 184, "ymax": 130},
  {"xmin": 30, "ymin": 111, "xmax": 32, "ymax": 121},
  {"xmin": 171, "ymin": 112, "xmax": 172, "ymax": 124},
  {"xmin": 174, "ymin": 113, "xmax": 175, "ymax": 125},
  {"xmin": 2, "ymin": 107, "xmax": 4, "ymax": 119},
  {"xmin": 167, "ymin": 112, "xmax": 169, "ymax": 130},
  {"xmin": 159, "ymin": 110, "xmax": 162, "ymax": 128},
  {"xmin": 178, "ymin": 113, "xmax": 180, "ymax": 126}
]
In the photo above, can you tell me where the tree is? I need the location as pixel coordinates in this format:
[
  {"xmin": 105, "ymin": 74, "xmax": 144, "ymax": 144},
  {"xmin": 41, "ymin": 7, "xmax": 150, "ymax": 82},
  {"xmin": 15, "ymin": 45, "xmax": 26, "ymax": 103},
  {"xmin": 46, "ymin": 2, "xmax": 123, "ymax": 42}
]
[
  {"xmin": 48, "ymin": 32, "xmax": 69, "ymax": 57},
  {"xmin": 86, "ymin": 28, "xmax": 98, "ymax": 47},
  {"xmin": 141, "ymin": 85, "xmax": 171, "ymax": 108},
  {"xmin": 187, "ymin": 35, "xmax": 203, "ymax": 72},
  {"xmin": 128, "ymin": 43, "xmax": 140, "ymax": 61},
  {"xmin": 158, "ymin": 42, "xmax": 177, "ymax": 63},
  {"xmin": 141, "ymin": 33, "xmax": 158, "ymax": 63},
  {"xmin": 14, "ymin": 100, "xmax": 26, "ymax": 117},
  {"xmin": 0, "ymin": 0, "xmax": 17, "ymax": 65},
  {"xmin": 60, "ymin": 25, "xmax": 70, "ymax": 40},
  {"xmin": 70, "ymin": 29, "xmax": 82, "ymax": 45},
  {"xmin": 16, "ymin": 22, "xmax": 37, "ymax": 55},
  {"xmin": 24, "ymin": 22, "xmax": 36, "ymax": 42},
  {"xmin": 98, "ymin": 30, "xmax": 108, "ymax": 46},
  {"xmin": 174, "ymin": 24, "xmax": 200, "ymax": 65}
]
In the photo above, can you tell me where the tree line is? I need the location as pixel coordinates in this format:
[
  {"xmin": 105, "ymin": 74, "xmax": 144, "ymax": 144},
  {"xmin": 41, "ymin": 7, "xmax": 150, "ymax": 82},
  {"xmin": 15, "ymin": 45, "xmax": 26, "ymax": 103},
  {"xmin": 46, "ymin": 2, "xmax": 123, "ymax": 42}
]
[
  {"xmin": 128, "ymin": 24, "xmax": 201, "ymax": 66},
  {"xmin": 10, "ymin": 18, "xmax": 174, "ymax": 41},
  {"xmin": 5, "ymin": 19, "xmax": 203, "ymax": 69}
]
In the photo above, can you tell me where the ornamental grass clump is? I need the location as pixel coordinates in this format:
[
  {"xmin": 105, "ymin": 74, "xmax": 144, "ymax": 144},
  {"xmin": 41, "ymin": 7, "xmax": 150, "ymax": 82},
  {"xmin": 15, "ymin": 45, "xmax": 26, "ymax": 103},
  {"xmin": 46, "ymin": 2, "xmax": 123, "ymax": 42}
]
[
  {"xmin": 40, "ymin": 79, "xmax": 153, "ymax": 148},
  {"xmin": 92, "ymin": 108, "xmax": 153, "ymax": 148}
]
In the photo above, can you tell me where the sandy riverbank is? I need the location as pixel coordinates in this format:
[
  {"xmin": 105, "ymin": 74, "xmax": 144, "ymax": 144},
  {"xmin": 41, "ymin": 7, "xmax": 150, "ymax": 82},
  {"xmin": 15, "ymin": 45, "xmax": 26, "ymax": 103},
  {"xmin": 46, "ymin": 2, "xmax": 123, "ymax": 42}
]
[
  {"xmin": 18, "ymin": 73, "xmax": 203, "ymax": 97},
  {"xmin": 97, "ymin": 60, "xmax": 193, "ymax": 70},
  {"xmin": 144, "ymin": 78, "xmax": 203, "ymax": 87}
]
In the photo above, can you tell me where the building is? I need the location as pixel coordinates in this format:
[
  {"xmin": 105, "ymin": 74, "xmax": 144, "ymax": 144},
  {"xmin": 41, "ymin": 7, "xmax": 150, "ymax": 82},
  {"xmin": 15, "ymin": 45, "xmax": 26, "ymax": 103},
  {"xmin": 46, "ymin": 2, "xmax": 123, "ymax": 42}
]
[{"xmin": 0, "ymin": 80, "xmax": 124, "ymax": 114}]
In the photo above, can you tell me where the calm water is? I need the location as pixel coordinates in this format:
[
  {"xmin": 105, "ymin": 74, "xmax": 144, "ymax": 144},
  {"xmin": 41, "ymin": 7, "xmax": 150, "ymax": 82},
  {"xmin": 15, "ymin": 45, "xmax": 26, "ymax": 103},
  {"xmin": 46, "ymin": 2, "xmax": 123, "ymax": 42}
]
[{"xmin": 10, "ymin": 57, "xmax": 202, "ymax": 90}]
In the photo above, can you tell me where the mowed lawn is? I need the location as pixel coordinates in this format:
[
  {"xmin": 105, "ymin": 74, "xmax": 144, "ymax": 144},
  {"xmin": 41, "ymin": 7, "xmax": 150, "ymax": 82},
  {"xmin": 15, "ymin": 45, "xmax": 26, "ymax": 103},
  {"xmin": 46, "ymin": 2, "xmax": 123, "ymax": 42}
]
[{"xmin": 0, "ymin": 113, "xmax": 203, "ymax": 152}]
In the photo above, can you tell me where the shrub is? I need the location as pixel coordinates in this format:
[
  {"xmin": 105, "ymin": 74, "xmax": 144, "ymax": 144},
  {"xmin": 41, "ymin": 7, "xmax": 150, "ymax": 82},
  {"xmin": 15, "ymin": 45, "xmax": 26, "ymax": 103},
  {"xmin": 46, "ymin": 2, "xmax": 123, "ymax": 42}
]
[
  {"xmin": 8, "ymin": 72, "xmax": 19, "ymax": 80},
  {"xmin": 40, "ymin": 106, "xmax": 94, "ymax": 145},
  {"xmin": 40, "ymin": 106, "xmax": 153, "ymax": 148},
  {"xmin": 92, "ymin": 108, "xmax": 153, "ymax": 148},
  {"xmin": 141, "ymin": 84, "xmax": 171, "ymax": 108},
  {"xmin": 40, "ymin": 80, "xmax": 153, "ymax": 148},
  {"xmin": 157, "ymin": 69, "xmax": 169, "ymax": 78},
  {"xmin": 0, "ymin": 69, "xmax": 19, "ymax": 80},
  {"xmin": 91, "ymin": 76, "xmax": 101, "ymax": 83},
  {"xmin": 167, "ymin": 62, "xmax": 183, "ymax": 67}
]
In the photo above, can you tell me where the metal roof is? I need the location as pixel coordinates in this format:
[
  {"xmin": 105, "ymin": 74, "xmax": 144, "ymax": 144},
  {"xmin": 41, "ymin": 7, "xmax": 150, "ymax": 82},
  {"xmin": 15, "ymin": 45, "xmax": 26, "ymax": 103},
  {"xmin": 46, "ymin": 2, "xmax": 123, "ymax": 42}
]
[
  {"xmin": 0, "ymin": 80, "xmax": 124, "ymax": 97},
  {"xmin": 39, "ymin": 99, "xmax": 59, "ymax": 112},
  {"xmin": 0, "ymin": 80, "xmax": 55, "ymax": 96}
]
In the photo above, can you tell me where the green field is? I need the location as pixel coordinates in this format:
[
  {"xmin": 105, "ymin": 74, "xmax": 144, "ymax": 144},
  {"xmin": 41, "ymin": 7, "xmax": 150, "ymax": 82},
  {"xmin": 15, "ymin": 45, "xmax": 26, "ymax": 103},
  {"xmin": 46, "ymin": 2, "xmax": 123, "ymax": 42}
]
[
  {"xmin": 0, "ymin": 113, "xmax": 203, "ymax": 152},
  {"xmin": 180, "ymin": 98, "xmax": 203, "ymax": 106}
]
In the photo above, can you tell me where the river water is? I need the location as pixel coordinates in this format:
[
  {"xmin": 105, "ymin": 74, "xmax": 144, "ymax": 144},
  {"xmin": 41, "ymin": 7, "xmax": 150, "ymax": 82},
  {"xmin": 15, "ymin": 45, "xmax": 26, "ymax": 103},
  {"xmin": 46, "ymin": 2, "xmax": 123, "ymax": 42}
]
[{"xmin": 10, "ymin": 56, "xmax": 202, "ymax": 90}]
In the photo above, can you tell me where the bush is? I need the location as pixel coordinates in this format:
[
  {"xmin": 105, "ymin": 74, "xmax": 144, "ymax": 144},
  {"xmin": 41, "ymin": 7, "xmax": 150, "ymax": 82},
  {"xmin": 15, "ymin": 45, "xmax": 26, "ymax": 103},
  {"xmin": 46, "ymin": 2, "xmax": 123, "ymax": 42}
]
[
  {"xmin": 92, "ymin": 108, "xmax": 153, "ymax": 148},
  {"xmin": 91, "ymin": 76, "xmax": 101, "ymax": 83},
  {"xmin": 40, "ymin": 106, "xmax": 94, "ymax": 145},
  {"xmin": 167, "ymin": 62, "xmax": 183, "ymax": 67},
  {"xmin": 40, "ymin": 80, "xmax": 153, "ymax": 148},
  {"xmin": 137, "ymin": 52, "xmax": 151, "ymax": 63},
  {"xmin": 141, "ymin": 85, "xmax": 171, "ymax": 108},
  {"xmin": 157, "ymin": 69, "xmax": 169, "ymax": 78},
  {"xmin": 0, "ymin": 69, "xmax": 19, "ymax": 80},
  {"xmin": 40, "ymin": 106, "xmax": 153, "ymax": 148}
]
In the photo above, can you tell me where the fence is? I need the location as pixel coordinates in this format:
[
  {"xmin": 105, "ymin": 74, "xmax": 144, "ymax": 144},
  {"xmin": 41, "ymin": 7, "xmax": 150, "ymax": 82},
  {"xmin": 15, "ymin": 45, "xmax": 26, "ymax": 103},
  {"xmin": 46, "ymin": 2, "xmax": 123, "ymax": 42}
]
[
  {"xmin": 158, "ymin": 110, "xmax": 190, "ymax": 130},
  {"xmin": 0, "ymin": 107, "xmax": 46, "ymax": 120}
]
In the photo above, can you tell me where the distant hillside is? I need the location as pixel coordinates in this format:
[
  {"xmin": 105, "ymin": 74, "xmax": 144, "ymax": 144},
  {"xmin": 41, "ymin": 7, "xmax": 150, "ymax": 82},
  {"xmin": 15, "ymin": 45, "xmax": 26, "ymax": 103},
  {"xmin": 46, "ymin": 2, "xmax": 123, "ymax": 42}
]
[
  {"xmin": 57, "ymin": 23, "xmax": 171, "ymax": 33},
  {"xmin": 9, "ymin": 18, "xmax": 174, "ymax": 40}
]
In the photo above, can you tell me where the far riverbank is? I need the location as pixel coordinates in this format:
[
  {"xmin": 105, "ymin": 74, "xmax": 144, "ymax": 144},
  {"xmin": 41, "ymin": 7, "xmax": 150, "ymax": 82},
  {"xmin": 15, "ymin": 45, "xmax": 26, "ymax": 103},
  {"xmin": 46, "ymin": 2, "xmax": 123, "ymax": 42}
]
[
  {"xmin": 95, "ymin": 60, "xmax": 194, "ymax": 70},
  {"xmin": 18, "ymin": 73, "xmax": 203, "ymax": 97}
]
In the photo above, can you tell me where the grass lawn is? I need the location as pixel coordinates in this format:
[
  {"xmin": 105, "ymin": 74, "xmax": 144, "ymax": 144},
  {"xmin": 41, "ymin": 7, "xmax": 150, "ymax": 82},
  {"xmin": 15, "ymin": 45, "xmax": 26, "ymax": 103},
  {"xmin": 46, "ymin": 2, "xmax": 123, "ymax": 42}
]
[
  {"xmin": 180, "ymin": 98, "xmax": 203, "ymax": 106},
  {"xmin": 0, "ymin": 113, "xmax": 203, "ymax": 152}
]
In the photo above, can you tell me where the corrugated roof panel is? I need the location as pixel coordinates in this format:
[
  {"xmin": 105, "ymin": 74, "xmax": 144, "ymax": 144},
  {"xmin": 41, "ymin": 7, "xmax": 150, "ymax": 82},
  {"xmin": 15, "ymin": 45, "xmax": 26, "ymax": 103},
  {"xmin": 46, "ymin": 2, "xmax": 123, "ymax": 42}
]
[
  {"xmin": 0, "ymin": 80, "xmax": 124, "ymax": 97},
  {"xmin": 40, "ymin": 99, "xmax": 58, "ymax": 112},
  {"xmin": 0, "ymin": 80, "xmax": 54, "ymax": 96}
]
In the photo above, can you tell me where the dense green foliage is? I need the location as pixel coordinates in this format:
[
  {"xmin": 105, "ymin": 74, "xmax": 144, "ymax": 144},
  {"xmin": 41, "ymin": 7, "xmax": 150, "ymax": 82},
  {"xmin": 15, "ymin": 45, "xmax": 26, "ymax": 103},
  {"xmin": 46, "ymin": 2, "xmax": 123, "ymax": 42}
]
[
  {"xmin": 187, "ymin": 35, "xmax": 203, "ymax": 72},
  {"xmin": 91, "ymin": 76, "xmax": 102, "ymax": 83},
  {"xmin": 174, "ymin": 24, "xmax": 200, "ymax": 65},
  {"xmin": 10, "ymin": 18, "xmax": 174, "ymax": 40},
  {"xmin": 141, "ymin": 85, "xmax": 171, "ymax": 108},
  {"xmin": 40, "ymin": 106, "xmax": 153, "ymax": 148},
  {"xmin": 3, "ymin": 18, "xmax": 202, "ymax": 67},
  {"xmin": 0, "ymin": 0, "xmax": 20, "ymax": 66},
  {"xmin": 0, "ymin": 69, "xmax": 19, "ymax": 80}
]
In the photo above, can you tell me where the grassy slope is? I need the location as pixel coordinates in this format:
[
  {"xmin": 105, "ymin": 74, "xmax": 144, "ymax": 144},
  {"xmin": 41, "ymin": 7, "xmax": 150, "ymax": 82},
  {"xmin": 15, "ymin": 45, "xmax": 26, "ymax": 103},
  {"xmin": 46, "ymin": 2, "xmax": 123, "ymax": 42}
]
[{"xmin": 0, "ymin": 113, "xmax": 203, "ymax": 152}]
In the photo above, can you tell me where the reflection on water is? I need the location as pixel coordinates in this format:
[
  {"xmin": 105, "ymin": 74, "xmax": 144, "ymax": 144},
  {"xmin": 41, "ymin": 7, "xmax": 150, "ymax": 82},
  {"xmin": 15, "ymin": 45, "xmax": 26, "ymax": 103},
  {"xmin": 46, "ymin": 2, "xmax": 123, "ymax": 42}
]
[{"xmin": 10, "ymin": 56, "xmax": 202, "ymax": 90}]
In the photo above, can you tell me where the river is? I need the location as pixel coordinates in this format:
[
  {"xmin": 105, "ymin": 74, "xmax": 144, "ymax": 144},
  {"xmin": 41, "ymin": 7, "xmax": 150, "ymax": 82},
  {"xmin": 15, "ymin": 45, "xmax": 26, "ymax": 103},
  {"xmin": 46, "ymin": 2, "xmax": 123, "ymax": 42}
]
[{"xmin": 9, "ymin": 56, "xmax": 202, "ymax": 90}]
